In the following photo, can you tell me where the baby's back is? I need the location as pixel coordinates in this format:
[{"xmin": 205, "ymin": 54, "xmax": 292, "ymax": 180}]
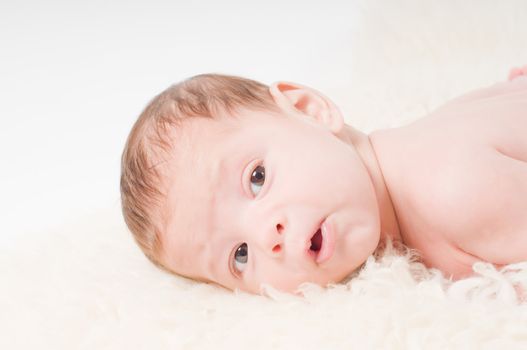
[{"xmin": 370, "ymin": 77, "xmax": 527, "ymax": 279}]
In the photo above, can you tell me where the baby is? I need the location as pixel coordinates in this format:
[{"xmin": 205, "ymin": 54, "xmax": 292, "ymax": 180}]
[{"xmin": 120, "ymin": 68, "xmax": 527, "ymax": 295}]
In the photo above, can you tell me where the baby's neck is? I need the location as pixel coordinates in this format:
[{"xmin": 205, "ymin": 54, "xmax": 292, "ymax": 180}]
[{"xmin": 339, "ymin": 124, "xmax": 402, "ymax": 243}]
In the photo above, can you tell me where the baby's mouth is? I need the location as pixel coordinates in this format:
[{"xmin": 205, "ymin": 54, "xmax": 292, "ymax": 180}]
[
  {"xmin": 310, "ymin": 228, "xmax": 323, "ymax": 253},
  {"xmin": 307, "ymin": 219, "xmax": 335, "ymax": 264}
]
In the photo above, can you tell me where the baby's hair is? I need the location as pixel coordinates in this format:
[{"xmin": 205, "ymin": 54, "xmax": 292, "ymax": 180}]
[{"xmin": 120, "ymin": 73, "xmax": 281, "ymax": 273}]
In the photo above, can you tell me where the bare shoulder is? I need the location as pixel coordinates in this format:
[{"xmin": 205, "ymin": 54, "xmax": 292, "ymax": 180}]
[
  {"xmin": 392, "ymin": 145, "xmax": 526, "ymax": 274},
  {"xmin": 372, "ymin": 83, "xmax": 527, "ymax": 273},
  {"xmin": 450, "ymin": 145, "xmax": 526, "ymax": 259},
  {"xmin": 451, "ymin": 96, "xmax": 527, "ymax": 264},
  {"xmin": 398, "ymin": 105, "xmax": 527, "ymax": 264}
]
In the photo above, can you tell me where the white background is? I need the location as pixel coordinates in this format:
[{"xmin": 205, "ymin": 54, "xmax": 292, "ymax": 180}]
[{"xmin": 0, "ymin": 0, "xmax": 357, "ymax": 244}]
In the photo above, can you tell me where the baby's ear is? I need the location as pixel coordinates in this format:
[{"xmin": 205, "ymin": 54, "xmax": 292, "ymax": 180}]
[{"xmin": 269, "ymin": 81, "xmax": 344, "ymax": 134}]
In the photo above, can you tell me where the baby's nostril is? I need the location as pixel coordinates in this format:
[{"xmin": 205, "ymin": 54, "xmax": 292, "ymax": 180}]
[
  {"xmin": 276, "ymin": 223, "xmax": 284, "ymax": 234},
  {"xmin": 272, "ymin": 244, "xmax": 281, "ymax": 253}
]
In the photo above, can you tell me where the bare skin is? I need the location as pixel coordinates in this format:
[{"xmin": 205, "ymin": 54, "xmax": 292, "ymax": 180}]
[
  {"xmin": 160, "ymin": 68, "xmax": 527, "ymax": 294},
  {"xmin": 370, "ymin": 68, "xmax": 527, "ymax": 279}
]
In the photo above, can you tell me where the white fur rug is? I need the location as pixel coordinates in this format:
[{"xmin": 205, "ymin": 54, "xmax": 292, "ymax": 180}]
[{"xmin": 3, "ymin": 1, "xmax": 527, "ymax": 349}]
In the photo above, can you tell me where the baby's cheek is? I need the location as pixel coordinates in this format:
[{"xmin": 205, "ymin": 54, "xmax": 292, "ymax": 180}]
[{"xmin": 341, "ymin": 221, "xmax": 380, "ymax": 262}]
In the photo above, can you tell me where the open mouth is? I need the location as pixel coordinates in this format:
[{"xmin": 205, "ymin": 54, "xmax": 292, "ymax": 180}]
[
  {"xmin": 310, "ymin": 228, "xmax": 323, "ymax": 253},
  {"xmin": 307, "ymin": 219, "xmax": 335, "ymax": 264}
]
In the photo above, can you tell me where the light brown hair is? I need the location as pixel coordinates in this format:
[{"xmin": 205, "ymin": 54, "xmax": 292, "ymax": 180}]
[{"xmin": 120, "ymin": 73, "xmax": 280, "ymax": 273}]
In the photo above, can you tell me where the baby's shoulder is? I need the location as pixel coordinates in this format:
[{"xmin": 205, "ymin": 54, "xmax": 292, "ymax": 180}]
[
  {"xmin": 375, "ymin": 80, "xmax": 527, "ymax": 274},
  {"xmin": 400, "ymin": 121, "xmax": 527, "ymax": 266}
]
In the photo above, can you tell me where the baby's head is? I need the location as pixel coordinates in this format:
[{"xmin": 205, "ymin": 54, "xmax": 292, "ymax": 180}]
[{"xmin": 120, "ymin": 74, "xmax": 383, "ymax": 295}]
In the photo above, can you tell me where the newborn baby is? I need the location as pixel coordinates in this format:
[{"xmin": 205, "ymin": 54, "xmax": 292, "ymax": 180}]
[{"xmin": 120, "ymin": 68, "xmax": 527, "ymax": 295}]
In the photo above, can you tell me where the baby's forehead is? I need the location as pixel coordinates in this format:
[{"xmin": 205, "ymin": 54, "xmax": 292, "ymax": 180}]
[
  {"xmin": 167, "ymin": 112, "xmax": 260, "ymax": 154},
  {"xmin": 164, "ymin": 109, "xmax": 297, "ymax": 181},
  {"xmin": 160, "ymin": 116, "xmax": 234, "ymax": 190},
  {"xmin": 173, "ymin": 114, "xmax": 239, "ymax": 143},
  {"xmin": 161, "ymin": 109, "xmax": 265, "ymax": 197},
  {"xmin": 162, "ymin": 106, "xmax": 290, "ymax": 179}
]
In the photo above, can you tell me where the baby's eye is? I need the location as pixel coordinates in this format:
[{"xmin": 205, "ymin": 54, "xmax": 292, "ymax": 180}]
[
  {"xmin": 250, "ymin": 165, "xmax": 265, "ymax": 196},
  {"xmin": 232, "ymin": 243, "xmax": 248, "ymax": 275}
]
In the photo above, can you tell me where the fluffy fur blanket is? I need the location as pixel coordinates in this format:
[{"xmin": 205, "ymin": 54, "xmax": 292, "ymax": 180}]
[{"xmin": 3, "ymin": 1, "xmax": 527, "ymax": 349}]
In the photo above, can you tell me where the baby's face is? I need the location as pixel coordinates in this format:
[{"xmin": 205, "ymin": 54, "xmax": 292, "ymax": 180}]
[{"xmin": 160, "ymin": 108, "xmax": 381, "ymax": 294}]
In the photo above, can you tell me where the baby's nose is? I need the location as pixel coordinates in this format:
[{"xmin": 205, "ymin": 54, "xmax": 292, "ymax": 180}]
[
  {"xmin": 260, "ymin": 222, "xmax": 285, "ymax": 257},
  {"xmin": 270, "ymin": 223, "xmax": 284, "ymax": 254}
]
